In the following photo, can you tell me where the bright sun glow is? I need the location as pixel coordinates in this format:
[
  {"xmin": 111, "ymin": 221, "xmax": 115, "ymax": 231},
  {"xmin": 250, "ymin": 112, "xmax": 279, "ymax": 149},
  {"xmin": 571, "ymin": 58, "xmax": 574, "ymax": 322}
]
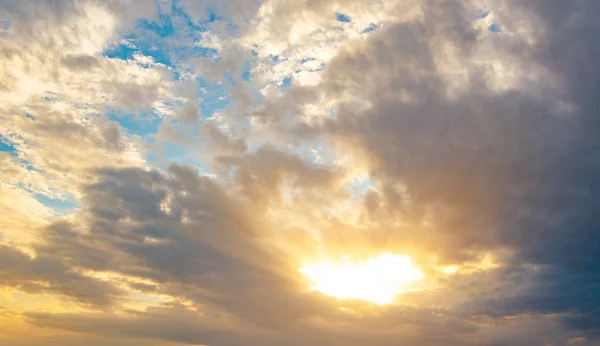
[{"xmin": 300, "ymin": 254, "xmax": 424, "ymax": 305}]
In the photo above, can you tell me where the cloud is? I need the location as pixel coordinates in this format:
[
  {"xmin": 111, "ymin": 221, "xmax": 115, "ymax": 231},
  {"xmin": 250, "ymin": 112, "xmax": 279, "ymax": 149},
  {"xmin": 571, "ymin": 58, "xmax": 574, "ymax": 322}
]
[
  {"xmin": 286, "ymin": 0, "xmax": 600, "ymax": 336},
  {"xmin": 0, "ymin": 244, "xmax": 121, "ymax": 306},
  {"xmin": 0, "ymin": 0, "xmax": 177, "ymax": 248},
  {"xmin": 11, "ymin": 164, "xmax": 326, "ymax": 324},
  {"xmin": 2, "ymin": 0, "xmax": 600, "ymax": 345},
  {"xmin": 0, "ymin": 163, "xmax": 485, "ymax": 344}
]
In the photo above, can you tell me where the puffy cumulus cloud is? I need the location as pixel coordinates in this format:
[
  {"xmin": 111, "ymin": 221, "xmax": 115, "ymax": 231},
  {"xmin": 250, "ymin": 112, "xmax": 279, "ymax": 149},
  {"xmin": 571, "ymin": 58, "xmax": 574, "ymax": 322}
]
[
  {"xmin": 0, "ymin": 0, "xmax": 174, "ymax": 248},
  {"xmin": 242, "ymin": 0, "xmax": 399, "ymax": 91},
  {"xmin": 3, "ymin": 0, "xmax": 600, "ymax": 345},
  {"xmin": 0, "ymin": 0, "xmax": 167, "ymax": 108}
]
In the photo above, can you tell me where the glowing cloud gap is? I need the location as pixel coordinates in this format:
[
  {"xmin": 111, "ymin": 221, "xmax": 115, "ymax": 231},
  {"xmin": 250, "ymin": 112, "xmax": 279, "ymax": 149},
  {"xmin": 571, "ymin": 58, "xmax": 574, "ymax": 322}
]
[{"xmin": 300, "ymin": 254, "xmax": 424, "ymax": 305}]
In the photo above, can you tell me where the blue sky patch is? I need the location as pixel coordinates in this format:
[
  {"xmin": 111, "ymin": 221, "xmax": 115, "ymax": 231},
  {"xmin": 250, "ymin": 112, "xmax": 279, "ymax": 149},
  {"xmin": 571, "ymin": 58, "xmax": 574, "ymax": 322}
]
[
  {"xmin": 474, "ymin": 9, "xmax": 490, "ymax": 20},
  {"xmin": 198, "ymin": 79, "xmax": 230, "ymax": 117},
  {"xmin": 207, "ymin": 11, "xmax": 222, "ymax": 23},
  {"xmin": 33, "ymin": 193, "xmax": 80, "ymax": 214},
  {"xmin": 0, "ymin": 135, "xmax": 18, "ymax": 156},
  {"xmin": 108, "ymin": 109, "xmax": 163, "ymax": 138},
  {"xmin": 140, "ymin": 13, "xmax": 176, "ymax": 39},
  {"xmin": 362, "ymin": 23, "xmax": 379, "ymax": 33},
  {"xmin": 280, "ymin": 77, "xmax": 293, "ymax": 87},
  {"xmin": 300, "ymin": 57, "xmax": 316, "ymax": 64},
  {"xmin": 352, "ymin": 177, "xmax": 375, "ymax": 198},
  {"xmin": 103, "ymin": 41, "xmax": 137, "ymax": 60},
  {"xmin": 241, "ymin": 62, "xmax": 252, "ymax": 81},
  {"xmin": 335, "ymin": 12, "xmax": 352, "ymax": 23},
  {"xmin": 103, "ymin": 34, "xmax": 174, "ymax": 67},
  {"xmin": 103, "ymin": 4, "xmax": 218, "ymax": 68},
  {"xmin": 488, "ymin": 24, "xmax": 502, "ymax": 33}
]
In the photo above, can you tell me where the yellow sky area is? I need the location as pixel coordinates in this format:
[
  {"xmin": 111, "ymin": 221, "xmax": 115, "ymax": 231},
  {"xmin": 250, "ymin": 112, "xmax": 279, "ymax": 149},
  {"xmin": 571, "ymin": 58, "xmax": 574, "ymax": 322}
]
[
  {"xmin": 0, "ymin": 276, "xmax": 172, "ymax": 318},
  {"xmin": 0, "ymin": 288, "xmax": 92, "ymax": 314},
  {"xmin": 0, "ymin": 289, "xmax": 95, "ymax": 344},
  {"xmin": 0, "ymin": 311, "xmax": 83, "ymax": 345},
  {"xmin": 0, "ymin": 310, "xmax": 183, "ymax": 346},
  {"xmin": 0, "ymin": 286, "xmax": 179, "ymax": 345},
  {"xmin": 433, "ymin": 252, "xmax": 502, "ymax": 276}
]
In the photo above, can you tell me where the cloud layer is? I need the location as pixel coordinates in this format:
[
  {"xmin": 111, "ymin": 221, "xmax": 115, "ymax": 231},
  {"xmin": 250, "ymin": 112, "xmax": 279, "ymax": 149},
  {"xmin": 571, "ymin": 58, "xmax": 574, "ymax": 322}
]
[{"xmin": 1, "ymin": 0, "xmax": 600, "ymax": 345}]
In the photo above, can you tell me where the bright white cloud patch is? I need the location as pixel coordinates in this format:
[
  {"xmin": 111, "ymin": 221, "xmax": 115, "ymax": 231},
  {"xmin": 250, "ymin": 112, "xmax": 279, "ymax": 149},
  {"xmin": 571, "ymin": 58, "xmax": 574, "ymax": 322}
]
[{"xmin": 300, "ymin": 254, "xmax": 424, "ymax": 305}]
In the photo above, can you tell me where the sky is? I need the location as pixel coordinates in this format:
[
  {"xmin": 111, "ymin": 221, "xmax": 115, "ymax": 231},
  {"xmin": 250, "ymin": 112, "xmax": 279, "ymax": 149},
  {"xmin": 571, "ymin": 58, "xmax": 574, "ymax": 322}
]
[{"xmin": 1, "ymin": 0, "xmax": 600, "ymax": 345}]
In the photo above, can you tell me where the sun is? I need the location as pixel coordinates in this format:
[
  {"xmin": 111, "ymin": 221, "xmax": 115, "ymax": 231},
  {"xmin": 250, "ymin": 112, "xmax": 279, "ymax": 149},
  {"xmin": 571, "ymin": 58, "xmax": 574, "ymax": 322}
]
[{"xmin": 299, "ymin": 254, "xmax": 424, "ymax": 305}]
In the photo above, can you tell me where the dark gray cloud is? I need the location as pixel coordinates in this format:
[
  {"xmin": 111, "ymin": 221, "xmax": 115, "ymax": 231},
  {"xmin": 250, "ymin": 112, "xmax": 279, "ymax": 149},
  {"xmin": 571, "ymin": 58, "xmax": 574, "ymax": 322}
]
[
  {"xmin": 0, "ymin": 161, "xmax": 484, "ymax": 345},
  {"xmin": 0, "ymin": 244, "xmax": 121, "ymax": 306},
  {"xmin": 288, "ymin": 0, "xmax": 600, "ymax": 338},
  {"xmin": 12, "ymin": 162, "xmax": 329, "ymax": 326}
]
